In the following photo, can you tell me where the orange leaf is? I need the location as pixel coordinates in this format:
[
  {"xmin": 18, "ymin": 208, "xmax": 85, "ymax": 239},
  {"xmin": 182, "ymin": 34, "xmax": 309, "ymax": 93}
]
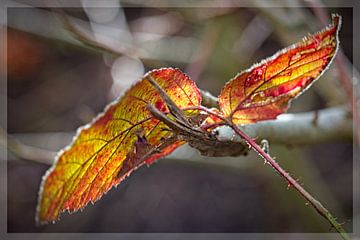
[
  {"xmin": 36, "ymin": 68, "xmax": 201, "ymax": 224},
  {"xmin": 218, "ymin": 14, "xmax": 341, "ymax": 124}
]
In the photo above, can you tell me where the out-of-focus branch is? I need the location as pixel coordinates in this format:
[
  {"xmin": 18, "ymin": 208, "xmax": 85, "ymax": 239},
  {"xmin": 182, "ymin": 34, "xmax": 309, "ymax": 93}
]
[
  {"xmin": 55, "ymin": 9, "xmax": 220, "ymax": 110},
  {"xmin": 4, "ymin": 8, "xmax": 353, "ymax": 165},
  {"xmin": 200, "ymin": 89, "xmax": 218, "ymax": 108},
  {"xmin": 52, "ymin": 9, "xmax": 144, "ymax": 59},
  {"xmin": 3, "ymin": 106, "xmax": 352, "ymax": 166},
  {"xmin": 217, "ymin": 106, "xmax": 352, "ymax": 145},
  {"xmin": 184, "ymin": 23, "xmax": 220, "ymax": 83},
  {"xmin": 305, "ymin": 0, "xmax": 360, "ymax": 145},
  {"xmin": 0, "ymin": 128, "xmax": 55, "ymax": 164}
]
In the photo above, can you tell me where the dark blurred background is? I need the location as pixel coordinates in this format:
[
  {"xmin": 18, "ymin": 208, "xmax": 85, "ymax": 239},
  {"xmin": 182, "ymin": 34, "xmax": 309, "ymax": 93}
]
[{"xmin": 2, "ymin": 0, "xmax": 355, "ymax": 234}]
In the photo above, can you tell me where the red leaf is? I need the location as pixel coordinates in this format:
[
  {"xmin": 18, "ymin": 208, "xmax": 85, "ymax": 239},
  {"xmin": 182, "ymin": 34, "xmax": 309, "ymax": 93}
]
[
  {"xmin": 218, "ymin": 14, "xmax": 341, "ymax": 124},
  {"xmin": 36, "ymin": 68, "xmax": 201, "ymax": 224}
]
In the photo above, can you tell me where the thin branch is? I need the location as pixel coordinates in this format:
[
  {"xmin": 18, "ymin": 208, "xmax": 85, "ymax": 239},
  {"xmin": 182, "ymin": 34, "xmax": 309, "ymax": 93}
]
[
  {"xmin": 54, "ymin": 9, "xmax": 218, "ymax": 111},
  {"xmin": 217, "ymin": 106, "xmax": 352, "ymax": 145},
  {"xmin": 200, "ymin": 89, "xmax": 219, "ymax": 108},
  {"xmin": 184, "ymin": 23, "xmax": 220, "ymax": 83},
  {"xmin": 3, "ymin": 108, "xmax": 351, "ymax": 237},
  {"xmin": 0, "ymin": 128, "xmax": 55, "ymax": 165},
  {"xmin": 146, "ymin": 75, "xmax": 190, "ymax": 126},
  {"xmin": 52, "ymin": 8, "xmax": 144, "ymax": 59},
  {"xmin": 226, "ymin": 120, "xmax": 350, "ymax": 240},
  {"xmin": 4, "ymin": 106, "xmax": 352, "ymax": 166}
]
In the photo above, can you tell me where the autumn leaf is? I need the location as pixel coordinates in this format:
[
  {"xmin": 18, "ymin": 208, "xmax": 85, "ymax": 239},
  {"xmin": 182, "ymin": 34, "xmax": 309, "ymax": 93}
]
[
  {"xmin": 37, "ymin": 14, "xmax": 342, "ymax": 225},
  {"xmin": 36, "ymin": 68, "xmax": 201, "ymax": 224},
  {"xmin": 218, "ymin": 14, "xmax": 341, "ymax": 124}
]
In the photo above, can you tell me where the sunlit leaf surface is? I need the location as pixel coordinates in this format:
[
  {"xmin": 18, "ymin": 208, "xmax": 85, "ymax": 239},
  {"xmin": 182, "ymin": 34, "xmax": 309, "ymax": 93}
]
[
  {"xmin": 37, "ymin": 68, "xmax": 201, "ymax": 223},
  {"xmin": 218, "ymin": 14, "xmax": 341, "ymax": 124},
  {"xmin": 37, "ymin": 14, "xmax": 342, "ymax": 224}
]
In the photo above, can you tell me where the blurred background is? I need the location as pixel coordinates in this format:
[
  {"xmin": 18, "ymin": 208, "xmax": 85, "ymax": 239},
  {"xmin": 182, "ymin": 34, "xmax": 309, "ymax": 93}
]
[{"xmin": 1, "ymin": 0, "xmax": 357, "ymax": 235}]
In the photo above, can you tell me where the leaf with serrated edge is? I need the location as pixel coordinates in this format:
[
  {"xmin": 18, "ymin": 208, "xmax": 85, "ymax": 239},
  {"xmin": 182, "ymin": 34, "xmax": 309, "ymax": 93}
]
[
  {"xmin": 36, "ymin": 68, "xmax": 201, "ymax": 224},
  {"xmin": 218, "ymin": 14, "xmax": 341, "ymax": 124}
]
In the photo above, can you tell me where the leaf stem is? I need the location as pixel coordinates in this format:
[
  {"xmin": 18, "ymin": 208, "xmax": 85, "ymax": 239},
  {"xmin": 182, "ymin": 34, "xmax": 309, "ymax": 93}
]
[
  {"xmin": 189, "ymin": 105, "xmax": 351, "ymax": 239},
  {"xmin": 227, "ymin": 120, "xmax": 350, "ymax": 240}
]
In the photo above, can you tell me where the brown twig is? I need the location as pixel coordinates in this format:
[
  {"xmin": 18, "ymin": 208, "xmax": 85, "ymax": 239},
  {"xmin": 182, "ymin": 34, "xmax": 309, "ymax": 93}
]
[{"xmin": 146, "ymin": 75, "xmax": 191, "ymax": 126}]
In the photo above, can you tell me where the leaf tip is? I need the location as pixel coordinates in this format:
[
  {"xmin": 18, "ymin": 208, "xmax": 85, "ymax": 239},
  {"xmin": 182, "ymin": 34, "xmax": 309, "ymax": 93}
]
[{"xmin": 331, "ymin": 13, "xmax": 342, "ymax": 29}]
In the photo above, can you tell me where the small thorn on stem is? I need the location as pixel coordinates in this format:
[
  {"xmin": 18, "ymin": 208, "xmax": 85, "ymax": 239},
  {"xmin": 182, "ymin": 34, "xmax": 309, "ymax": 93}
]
[
  {"xmin": 227, "ymin": 118, "xmax": 350, "ymax": 240},
  {"xmin": 260, "ymin": 139, "xmax": 270, "ymax": 155}
]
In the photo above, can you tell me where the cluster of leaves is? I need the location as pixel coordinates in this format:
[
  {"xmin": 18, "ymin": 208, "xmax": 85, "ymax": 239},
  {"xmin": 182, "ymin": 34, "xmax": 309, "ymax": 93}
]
[{"xmin": 36, "ymin": 14, "xmax": 341, "ymax": 224}]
